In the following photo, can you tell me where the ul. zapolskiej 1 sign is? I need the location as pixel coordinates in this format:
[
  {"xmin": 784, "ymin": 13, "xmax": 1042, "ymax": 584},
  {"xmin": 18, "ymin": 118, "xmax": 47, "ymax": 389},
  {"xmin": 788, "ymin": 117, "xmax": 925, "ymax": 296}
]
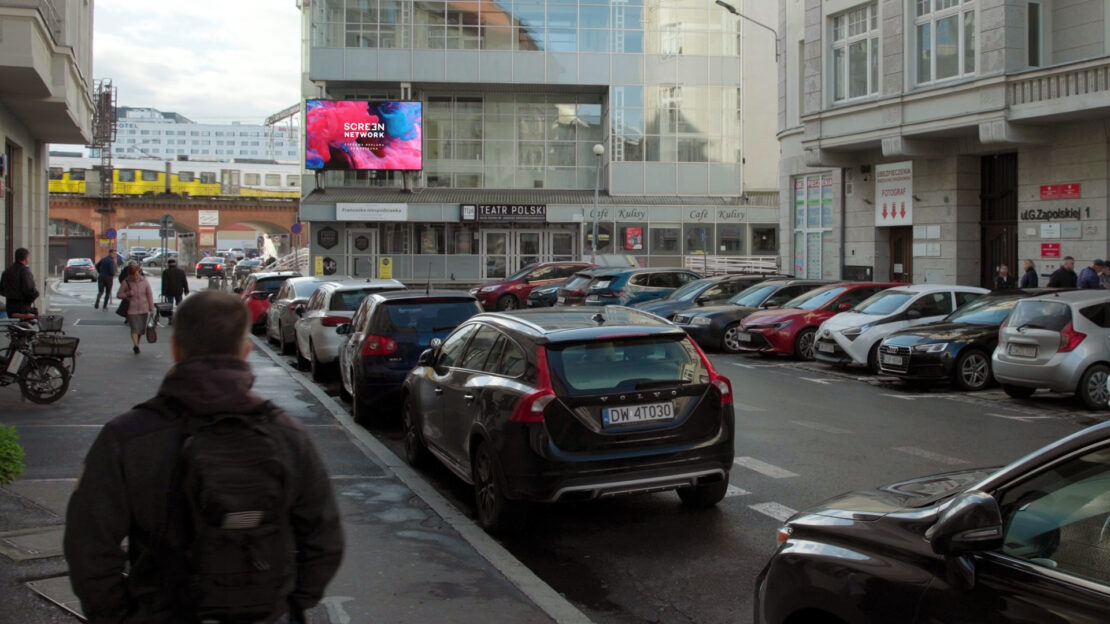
[{"xmin": 875, "ymin": 162, "xmax": 913, "ymax": 227}]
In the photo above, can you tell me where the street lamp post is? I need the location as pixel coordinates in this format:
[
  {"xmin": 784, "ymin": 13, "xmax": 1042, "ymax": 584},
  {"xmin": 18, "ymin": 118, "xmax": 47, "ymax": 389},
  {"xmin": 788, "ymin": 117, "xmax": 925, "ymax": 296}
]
[
  {"xmin": 715, "ymin": 0, "xmax": 779, "ymax": 60},
  {"xmin": 590, "ymin": 143, "xmax": 605, "ymax": 263}
]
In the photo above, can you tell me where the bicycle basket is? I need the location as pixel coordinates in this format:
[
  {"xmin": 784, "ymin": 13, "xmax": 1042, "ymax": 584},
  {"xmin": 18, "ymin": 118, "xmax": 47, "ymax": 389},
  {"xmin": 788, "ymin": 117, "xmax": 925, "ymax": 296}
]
[
  {"xmin": 33, "ymin": 335, "xmax": 79, "ymax": 357},
  {"xmin": 38, "ymin": 315, "xmax": 64, "ymax": 332}
]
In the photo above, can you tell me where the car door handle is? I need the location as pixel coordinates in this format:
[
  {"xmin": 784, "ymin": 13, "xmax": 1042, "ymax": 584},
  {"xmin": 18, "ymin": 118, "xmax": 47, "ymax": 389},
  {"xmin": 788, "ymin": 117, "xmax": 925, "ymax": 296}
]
[
  {"xmin": 434, "ymin": 387, "xmax": 443, "ymax": 395},
  {"xmin": 464, "ymin": 393, "xmax": 475, "ymax": 402}
]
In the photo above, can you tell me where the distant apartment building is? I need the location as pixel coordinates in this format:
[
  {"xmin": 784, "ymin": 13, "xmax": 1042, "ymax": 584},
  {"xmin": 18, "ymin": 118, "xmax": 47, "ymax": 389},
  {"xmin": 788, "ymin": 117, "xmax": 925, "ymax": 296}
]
[
  {"xmin": 102, "ymin": 107, "xmax": 301, "ymax": 163},
  {"xmin": 299, "ymin": 0, "xmax": 780, "ymax": 283},
  {"xmin": 779, "ymin": 0, "xmax": 1110, "ymax": 287},
  {"xmin": 1, "ymin": 0, "xmax": 94, "ymax": 290}
]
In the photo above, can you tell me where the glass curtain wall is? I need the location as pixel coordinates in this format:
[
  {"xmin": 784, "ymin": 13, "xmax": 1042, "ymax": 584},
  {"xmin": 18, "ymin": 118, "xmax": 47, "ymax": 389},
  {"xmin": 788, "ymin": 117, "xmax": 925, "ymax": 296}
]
[{"xmin": 611, "ymin": 85, "xmax": 740, "ymax": 165}]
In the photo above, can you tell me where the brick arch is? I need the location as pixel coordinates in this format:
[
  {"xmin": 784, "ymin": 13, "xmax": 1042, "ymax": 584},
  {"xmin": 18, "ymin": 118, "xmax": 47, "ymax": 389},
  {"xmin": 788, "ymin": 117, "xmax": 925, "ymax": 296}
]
[{"xmin": 49, "ymin": 196, "xmax": 298, "ymax": 258}]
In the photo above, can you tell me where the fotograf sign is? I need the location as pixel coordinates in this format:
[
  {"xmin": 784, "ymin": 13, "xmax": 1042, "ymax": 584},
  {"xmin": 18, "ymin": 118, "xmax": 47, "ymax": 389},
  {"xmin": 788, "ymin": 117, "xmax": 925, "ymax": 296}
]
[
  {"xmin": 337, "ymin": 203, "xmax": 408, "ymax": 221},
  {"xmin": 474, "ymin": 204, "xmax": 547, "ymax": 222},
  {"xmin": 874, "ymin": 161, "xmax": 913, "ymax": 227}
]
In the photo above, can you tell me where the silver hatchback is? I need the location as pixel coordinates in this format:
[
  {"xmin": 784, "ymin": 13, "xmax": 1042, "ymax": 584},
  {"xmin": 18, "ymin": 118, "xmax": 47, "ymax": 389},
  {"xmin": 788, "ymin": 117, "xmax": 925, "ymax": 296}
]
[{"xmin": 992, "ymin": 290, "xmax": 1110, "ymax": 409}]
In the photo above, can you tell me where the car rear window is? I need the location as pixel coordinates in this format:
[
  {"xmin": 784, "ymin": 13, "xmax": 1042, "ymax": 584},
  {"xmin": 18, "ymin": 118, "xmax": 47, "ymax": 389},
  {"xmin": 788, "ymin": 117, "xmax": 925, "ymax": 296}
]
[
  {"xmin": 547, "ymin": 336, "xmax": 707, "ymax": 396},
  {"xmin": 564, "ymin": 273, "xmax": 593, "ymax": 290},
  {"xmin": 255, "ymin": 278, "xmax": 289, "ymax": 293},
  {"xmin": 331, "ymin": 287, "xmax": 403, "ymax": 311},
  {"xmin": 1008, "ymin": 300, "xmax": 1072, "ymax": 332},
  {"xmin": 293, "ymin": 280, "xmax": 321, "ymax": 297},
  {"xmin": 379, "ymin": 300, "xmax": 479, "ymax": 333}
]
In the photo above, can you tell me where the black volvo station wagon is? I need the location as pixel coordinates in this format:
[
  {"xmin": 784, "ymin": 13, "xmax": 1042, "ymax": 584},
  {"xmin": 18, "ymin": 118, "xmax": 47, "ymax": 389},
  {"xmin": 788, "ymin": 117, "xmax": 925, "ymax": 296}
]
[{"xmin": 402, "ymin": 306, "xmax": 736, "ymax": 533}]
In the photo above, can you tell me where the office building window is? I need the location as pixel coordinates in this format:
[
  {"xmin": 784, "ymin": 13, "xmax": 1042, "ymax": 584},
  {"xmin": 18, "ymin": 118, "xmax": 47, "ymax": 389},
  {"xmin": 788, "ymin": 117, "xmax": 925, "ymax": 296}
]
[
  {"xmin": 830, "ymin": 3, "xmax": 879, "ymax": 102},
  {"xmin": 1028, "ymin": 2, "xmax": 1042, "ymax": 67},
  {"xmin": 914, "ymin": 0, "xmax": 976, "ymax": 84}
]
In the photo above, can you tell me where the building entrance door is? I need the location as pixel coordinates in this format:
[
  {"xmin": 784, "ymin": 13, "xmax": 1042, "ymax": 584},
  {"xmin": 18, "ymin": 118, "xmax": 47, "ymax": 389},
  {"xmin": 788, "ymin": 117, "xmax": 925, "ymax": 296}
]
[
  {"xmin": 980, "ymin": 153, "xmax": 1018, "ymax": 288},
  {"xmin": 550, "ymin": 231, "xmax": 576, "ymax": 262},
  {"xmin": 346, "ymin": 229, "xmax": 377, "ymax": 278},
  {"xmin": 889, "ymin": 226, "xmax": 913, "ymax": 282},
  {"xmin": 482, "ymin": 230, "xmax": 511, "ymax": 279},
  {"xmin": 517, "ymin": 231, "xmax": 541, "ymax": 269}
]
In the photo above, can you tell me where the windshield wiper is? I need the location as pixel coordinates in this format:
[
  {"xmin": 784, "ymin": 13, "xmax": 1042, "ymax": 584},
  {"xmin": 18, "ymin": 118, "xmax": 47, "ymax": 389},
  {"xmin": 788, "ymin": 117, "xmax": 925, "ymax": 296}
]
[
  {"xmin": 635, "ymin": 379, "xmax": 691, "ymax": 389},
  {"xmin": 1017, "ymin": 323, "xmax": 1045, "ymax": 331}
]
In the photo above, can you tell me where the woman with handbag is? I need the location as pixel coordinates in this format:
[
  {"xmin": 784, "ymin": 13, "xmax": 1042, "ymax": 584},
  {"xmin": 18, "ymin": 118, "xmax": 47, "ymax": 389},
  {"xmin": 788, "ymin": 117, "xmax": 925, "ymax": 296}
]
[{"xmin": 117, "ymin": 262, "xmax": 155, "ymax": 354}]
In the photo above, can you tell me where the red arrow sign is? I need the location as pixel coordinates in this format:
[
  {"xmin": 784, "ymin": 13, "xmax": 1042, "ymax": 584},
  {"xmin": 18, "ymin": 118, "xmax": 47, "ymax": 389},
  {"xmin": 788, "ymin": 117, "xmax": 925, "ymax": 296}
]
[
  {"xmin": 882, "ymin": 205, "xmax": 888, "ymax": 219},
  {"xmin": 900, "ymin": 203, "xmax": 906, "ymax": 218}
]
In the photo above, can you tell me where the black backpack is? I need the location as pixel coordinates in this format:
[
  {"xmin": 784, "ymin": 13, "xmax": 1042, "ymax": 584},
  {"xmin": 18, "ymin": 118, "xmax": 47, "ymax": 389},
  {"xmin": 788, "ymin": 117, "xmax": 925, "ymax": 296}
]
[{"xmin": 178, "ymin": 404, "xmax": 296, "ymax": 623}]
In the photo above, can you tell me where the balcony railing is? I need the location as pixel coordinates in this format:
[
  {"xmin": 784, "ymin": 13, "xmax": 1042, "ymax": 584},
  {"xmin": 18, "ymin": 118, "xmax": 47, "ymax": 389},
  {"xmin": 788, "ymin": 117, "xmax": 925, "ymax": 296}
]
[
  {"xmin": 1007, "ymin": 57, "xmax": 1110, "ymax": 106},
  {"xmin": 1, "ymin": 0, "xmax": 62, "ymax": 36}
]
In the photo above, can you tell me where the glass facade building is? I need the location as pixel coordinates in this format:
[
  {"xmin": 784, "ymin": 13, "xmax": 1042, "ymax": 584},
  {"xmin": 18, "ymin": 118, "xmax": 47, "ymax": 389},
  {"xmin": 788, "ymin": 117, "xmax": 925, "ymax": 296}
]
[{"xmin": 301, "ymin": 0, "xmax": 780, "ymax": 282}]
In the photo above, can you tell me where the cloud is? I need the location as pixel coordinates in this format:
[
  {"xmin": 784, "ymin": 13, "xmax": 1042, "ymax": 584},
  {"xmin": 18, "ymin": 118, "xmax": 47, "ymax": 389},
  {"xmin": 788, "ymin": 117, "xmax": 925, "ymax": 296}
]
[{"xmin": 93, "ymin": 0, "xmax": 301, "ymax": 124}]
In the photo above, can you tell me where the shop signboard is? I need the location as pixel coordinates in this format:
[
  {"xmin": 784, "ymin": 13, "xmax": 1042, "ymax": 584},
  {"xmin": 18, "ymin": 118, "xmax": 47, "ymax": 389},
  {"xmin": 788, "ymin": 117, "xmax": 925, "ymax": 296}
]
[
  {"xmin": 473, "ymin": 204, "xmax": 547, "ymax": 221},
  {"xmin": 1041, "ymin": 243, "xmax": 1061, "ymax": 258},
  {"xmin": 198, "ymin": 210, "xmax": 219, "ymax": 226},
  {"xmin": 336, "ymin": 203, "xmax": 408, "ymax": 221},
  {"xmin": 875, "ymin": 161, "xmax": 913, "ymax": 227},
  {"xmin": 1040, "ymin": 183, "xmax": 1082, "ymax": 200}
]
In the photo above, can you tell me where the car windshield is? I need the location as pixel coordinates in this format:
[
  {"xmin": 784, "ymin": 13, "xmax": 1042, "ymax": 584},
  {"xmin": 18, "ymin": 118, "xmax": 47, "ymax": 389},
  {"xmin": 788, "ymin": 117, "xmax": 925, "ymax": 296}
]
[
  {"xmin": 380, "ymin": 299, "xmax": 479, "ymax": 333},
  {"xmin": 787, "ymin": 286, "xmax": 848, "ymax": 310},
  {"xmin": 855, "ymin": 290, "xmax": 913, "ymax": 315},
  {"xmin": 1008, "ymin": 300, "xmax": 1072, "ymax": 332},
  {"xmin": 728, "ymin": 284, "xmax": 778, "ymax": 307},
  {"xmin": 944, "ymin": 296, "xmax": 1021, "ymax": 325},
  {"xmin": 547, "ymin": 335, "xmax": 708, "ymax": 396},
  {"xmin": 504, "ymin": 266, "xmax": 533, "ymax": 282},
  {"xmin": 293, "ymin": 280, "xmax": 322, "ymax": 297},
  {"xmin": 667, "ymin": 278, "xmax": 715, "ymax": 301}
]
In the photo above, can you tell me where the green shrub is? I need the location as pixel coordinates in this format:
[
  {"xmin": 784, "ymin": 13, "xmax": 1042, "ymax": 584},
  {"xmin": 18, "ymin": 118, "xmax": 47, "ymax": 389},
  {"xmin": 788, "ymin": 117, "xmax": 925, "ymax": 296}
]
[{"xmin": 0, "ymin": 425, "xmax": 25, "ymax": 485}]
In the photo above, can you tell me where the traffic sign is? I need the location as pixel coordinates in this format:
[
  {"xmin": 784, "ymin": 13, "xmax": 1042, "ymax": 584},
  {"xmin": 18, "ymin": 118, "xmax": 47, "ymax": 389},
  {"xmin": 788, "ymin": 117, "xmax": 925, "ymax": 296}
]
[
  {"xmin": 105, "ymin": 228, "xmax": 117, "ymax": 239},
  {"xmin": 160, "ymin": 214, "xmax": 175, "ymax": 228},
  {"xmin": 291, "ymin": 223, "xmax": 303, "ymax": 234}
]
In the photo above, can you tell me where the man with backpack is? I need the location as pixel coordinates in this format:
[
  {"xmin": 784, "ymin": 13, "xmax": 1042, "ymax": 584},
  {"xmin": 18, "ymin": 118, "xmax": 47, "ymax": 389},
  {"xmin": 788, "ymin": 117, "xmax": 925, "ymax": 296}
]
[{"xmin": 64, "ymin": 290, "xmax": 344, "ymax": 624}]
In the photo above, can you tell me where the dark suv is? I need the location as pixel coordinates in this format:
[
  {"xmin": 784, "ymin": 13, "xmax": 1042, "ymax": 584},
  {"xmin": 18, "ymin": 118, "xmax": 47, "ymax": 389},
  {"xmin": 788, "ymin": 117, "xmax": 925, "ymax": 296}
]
[{"xmin": 401, "ymin": 306, "xmax": 736, "ymax": 533}]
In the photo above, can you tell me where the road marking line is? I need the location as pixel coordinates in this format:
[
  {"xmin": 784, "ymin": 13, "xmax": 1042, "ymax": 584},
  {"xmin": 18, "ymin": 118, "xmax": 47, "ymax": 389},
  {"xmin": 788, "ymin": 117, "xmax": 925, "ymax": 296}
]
[
  {"xmin": 734, "ymin": 457, "xmax": 799, "ymax": 479},
  {"xmin": 728, "ymin": 362, "xmax": 757, "ymax": 369},
  {"xmin": 893, "ymin": 446, "xmax": 970, "ymax": 466},
  {"xmin": 732, "ymin": 401, "xmax": 767, "ymax": 412},
  {"xmin": 791, "ymin": 420, "xmax": 853, "ymax": 434},
  {"xmin": 725, "ymin": 485, "xmax": 751, "ymax": 498},
  {"xmin": 749, "ymin": 502, "xmax": 797, "ymax": 522},
  {"xmin": 801, "ymin": 377, "xmax": 835, "ymax": 385},
  {"xmin": 880, "ymin": 393, "xmax": 919, "ymax": 401},
  {"xmin": 987, "ymin": 413, "xmax": 1058, "ymax": 423}
]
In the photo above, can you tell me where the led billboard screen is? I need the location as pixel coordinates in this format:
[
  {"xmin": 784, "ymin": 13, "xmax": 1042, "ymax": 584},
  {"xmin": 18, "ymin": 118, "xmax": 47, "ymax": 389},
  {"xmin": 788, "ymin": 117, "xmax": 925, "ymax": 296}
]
[{"xmin": 305, "ymin": 100, "xmax": 422, "ymax": 171}]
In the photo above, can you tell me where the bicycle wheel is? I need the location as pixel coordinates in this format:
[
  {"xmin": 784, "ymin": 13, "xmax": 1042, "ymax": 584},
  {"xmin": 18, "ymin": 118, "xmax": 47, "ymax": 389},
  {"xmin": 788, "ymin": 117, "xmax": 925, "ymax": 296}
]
[{"xmin": 19, "ymin": 357, "xmax": 71, "ymax": 404}]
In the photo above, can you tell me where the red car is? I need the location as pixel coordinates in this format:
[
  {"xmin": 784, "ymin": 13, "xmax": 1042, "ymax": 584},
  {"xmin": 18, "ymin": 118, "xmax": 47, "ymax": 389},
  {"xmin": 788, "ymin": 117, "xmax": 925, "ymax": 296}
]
[
  {"xmin": 235, "ymin": 270, "xmax": 302, "ymax": 332},
  {"xmin": 736, "ymin": 282, "xmax": 900, "ymax": 360},
  {"xmin": 469, "ymin": 261, "xmax": 594, "ymax": 310}
]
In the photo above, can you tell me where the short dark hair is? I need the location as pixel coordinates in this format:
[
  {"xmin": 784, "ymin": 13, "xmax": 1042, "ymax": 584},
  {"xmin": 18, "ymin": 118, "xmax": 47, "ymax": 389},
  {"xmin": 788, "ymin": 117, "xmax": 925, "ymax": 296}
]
[
  {"xmin": 14, "ymin": 248, "xmax": 29, "ymax": 263},
  {"xmin": 173, "ymin": 291, "xmax": 249, "ymax": 358},
  {"xmin": 108, "ymin": 249, "xmax": 116, "ymax": 253},
  {"xmin": 1065, "ymin": 256, "xmax": 1075, "ymax": 261}
]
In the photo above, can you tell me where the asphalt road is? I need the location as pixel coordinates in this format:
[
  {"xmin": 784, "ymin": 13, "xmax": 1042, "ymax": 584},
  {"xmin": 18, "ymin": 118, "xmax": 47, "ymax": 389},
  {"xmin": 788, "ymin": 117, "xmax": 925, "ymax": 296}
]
[{"xmin": 32, "ymin": 279, "xmax": 1110, "ymax": 624}]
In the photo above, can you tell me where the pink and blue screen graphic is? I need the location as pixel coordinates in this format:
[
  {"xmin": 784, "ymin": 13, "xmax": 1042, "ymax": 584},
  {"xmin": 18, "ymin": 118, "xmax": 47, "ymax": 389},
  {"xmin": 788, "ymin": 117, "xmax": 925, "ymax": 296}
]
[{"xmin": 305, "ymin": 100, "xmax": 422, "ymax": 171}]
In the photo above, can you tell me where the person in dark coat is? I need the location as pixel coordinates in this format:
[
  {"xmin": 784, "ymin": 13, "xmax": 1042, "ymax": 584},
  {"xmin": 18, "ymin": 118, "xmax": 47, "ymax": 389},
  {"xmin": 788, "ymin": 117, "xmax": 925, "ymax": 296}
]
[
  {"xmin": 0, "ymin": 247, "xmax": 39, "ymax": 316},
  {"xmin": 1019, "ymin": 259, "xmax": 1038, "ymax": 288},
  {"xmin": 994, "ymin": 264, "xmax": 1017, "ymax": 290},
  {"xmin": 160, "ymin": 257, "xmax": 190, "ymax": 306},
  {"xmin": 1047, "ymin": 256, "xmax": 1078, "ymax": 288},
  {"xmin": 64, "ymin": 290, "xmax": 344, "ymax": 624},
  {"xmin": 1077, "ymin": 259, "xmax": 1106, "ymax": 289},
  {"xmin": 94, "ymin": 249, "xmax": 119, "ymax": 309}
]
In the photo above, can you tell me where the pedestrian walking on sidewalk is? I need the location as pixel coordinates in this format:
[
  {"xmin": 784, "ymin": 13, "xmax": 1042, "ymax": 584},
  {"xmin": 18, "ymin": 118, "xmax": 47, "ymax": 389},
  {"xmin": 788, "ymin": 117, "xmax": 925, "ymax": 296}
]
[
  {"xmin": 993, "ymin": 264, "xmax": 1016, "ymax": 290},
  {"xmin": 1019, "ymin": 259, "xmax": 1038, "ymax": 288},
  {"xmin": 1078, "ymin": 259, "xmax": 1106, "ymax": 289},
  {"xmin": 94, "ymin": 249, "xmax": 119, "ymax": 309},
  {"xmin": 161, "ymin": 257, "xmax": 190, "ymax": 306},
  {"xmin": 117, "ymin": 262, "xmax": 155, "ymax": 354},
  {"xmin": 64, "ymin": 290, "xmax": 344, "ymax": 624},
  {"xmin": 1047, "ymin": 256, "xmax": 1078, "ymax": 288},
  {"xmin": 0, "ymin": 247, "xmax": 39, "ymax": 317}
]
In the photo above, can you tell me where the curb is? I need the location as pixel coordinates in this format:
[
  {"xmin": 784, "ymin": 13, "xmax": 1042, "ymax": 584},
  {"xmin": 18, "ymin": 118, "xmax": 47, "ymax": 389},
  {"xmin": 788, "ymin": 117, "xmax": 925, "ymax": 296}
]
[{"xmin": 248, "ymin": 334, "xmax": 594, "ymax": 624}]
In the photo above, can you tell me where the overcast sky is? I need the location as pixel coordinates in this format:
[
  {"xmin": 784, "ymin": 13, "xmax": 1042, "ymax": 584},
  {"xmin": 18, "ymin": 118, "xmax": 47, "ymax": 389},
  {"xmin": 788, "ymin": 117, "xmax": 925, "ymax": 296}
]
[{"xmin": 94, "ymin": 0, "xmax": 302, "ymax": 125}]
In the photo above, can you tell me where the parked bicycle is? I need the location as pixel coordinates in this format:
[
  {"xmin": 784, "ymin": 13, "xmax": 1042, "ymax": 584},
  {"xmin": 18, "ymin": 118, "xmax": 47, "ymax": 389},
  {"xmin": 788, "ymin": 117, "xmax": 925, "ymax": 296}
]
[{"xmin": 0, "ymin": 318, "xmax": 77, "ymax": 404}]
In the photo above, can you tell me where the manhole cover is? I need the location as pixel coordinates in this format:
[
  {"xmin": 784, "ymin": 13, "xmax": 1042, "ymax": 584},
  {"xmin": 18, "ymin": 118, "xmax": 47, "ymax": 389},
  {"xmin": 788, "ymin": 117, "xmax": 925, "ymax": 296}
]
[{"xmin": 73, "ymin": 319, "xmax": 126, "ymax": 326}]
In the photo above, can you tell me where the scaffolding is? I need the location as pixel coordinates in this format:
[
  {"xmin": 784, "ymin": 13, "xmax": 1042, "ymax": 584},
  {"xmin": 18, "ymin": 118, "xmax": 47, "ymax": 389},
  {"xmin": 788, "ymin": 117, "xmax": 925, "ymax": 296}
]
[{"xmin": 87, "ymin": 79, "xmax": 117, "ymax": 211}]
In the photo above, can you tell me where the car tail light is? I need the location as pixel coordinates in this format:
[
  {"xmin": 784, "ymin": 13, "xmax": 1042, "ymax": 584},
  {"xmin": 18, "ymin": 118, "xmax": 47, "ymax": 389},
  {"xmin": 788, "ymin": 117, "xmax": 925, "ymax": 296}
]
[
  {"xmin": 195, "ymin": 263, "xmax": 202, "ymax": 270},
  {"xmin": 777, "ymin": 525, "xmax": 793, "ymax": 544},
  {"xmin": 361, "ymin": 334, "xmax": 398, "ymax": 356},
  {"xmin": 320, "ymin": 315, "xmax": 347, "ymax": 327},
  {"xmin": 686, "ymin": 337, "xmax": 733, "ymax": 405},
  {"xmin": 569, "ymin": 289, "xmax": 585, "ymax": 297},
  {"xmin": 1059, "ymin": 322, "xmax": 1086, "ymax": 353},
  {"xmin": 511, "ymin": 346, "xmax": 555, "ymax": 423},
  {"xmin": 215, "ymin": 263, "xmax": 223, "ymax": 270}
]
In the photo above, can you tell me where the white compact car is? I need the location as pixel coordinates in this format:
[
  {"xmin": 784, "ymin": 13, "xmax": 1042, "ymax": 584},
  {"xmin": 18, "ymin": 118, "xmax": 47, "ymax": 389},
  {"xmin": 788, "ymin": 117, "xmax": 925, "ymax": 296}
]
[
  {"xmin": 294, "ymin": 279, "xmax": 406, "ymax": 381},
  {"xmin": 814, "ymin": 284, "xmax": 989, "ymax": 372}
]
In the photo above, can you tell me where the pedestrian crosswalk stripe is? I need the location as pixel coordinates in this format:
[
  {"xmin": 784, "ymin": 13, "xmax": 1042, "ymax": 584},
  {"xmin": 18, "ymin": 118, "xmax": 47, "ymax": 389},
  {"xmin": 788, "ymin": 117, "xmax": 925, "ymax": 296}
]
[
  {"xmin": 892, "ymin": 446, "xmax": 969, "ymax": 465},
  {"xmin": 725, "ymin": 485, "xmax": 751, "ymax": 498},
  {"xmin": 734, "ymin": 456, "xmax": 799, "ymax": 478},
  {"xmin": 749, "ymin": 502, "xmax": 797, "ymax": 522}
]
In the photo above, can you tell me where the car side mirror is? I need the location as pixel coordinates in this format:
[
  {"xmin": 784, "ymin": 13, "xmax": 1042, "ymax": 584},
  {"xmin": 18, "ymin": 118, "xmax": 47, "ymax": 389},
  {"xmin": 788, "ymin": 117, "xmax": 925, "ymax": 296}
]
[
  {"xmin": 294, "ymin": 306, "xmax": 305, "ymax": 317},
  {"xmin": 837, "ymin": 302, "xmax": 852, "ymax": 311},
  {"xmin": 336, "ymin": 323, "xmax": 351, "ymax": 335},
  {"xmin": 926, "ymin": 490, "xmax": 1004, "ymax": 557},
  {"xmin": 268, "ymin": 293, "xmax": 276, "ymax": 302},
  {"xmin": 417, "ymin": 348, "xmax": 436, "ymax": 366},
  {"xmin": 695, "ymin": 296, "xmax": 708, "ymax": 306},
  {"xmin": 233, "ymin": 287, "xmax": 243, "ymax": 294},
  {"xmin": 907, "ymin": 309, "xmax": 922, "ymax": 319}
]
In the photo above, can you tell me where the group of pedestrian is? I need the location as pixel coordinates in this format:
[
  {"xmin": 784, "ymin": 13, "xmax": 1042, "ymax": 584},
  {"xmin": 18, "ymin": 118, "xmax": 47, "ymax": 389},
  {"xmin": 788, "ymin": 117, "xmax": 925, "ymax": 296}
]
[
  {"xmin": 996, "ymin": 256, "xmax": 1110, "ymax": 290},
  {"xmin": 89, "ymin": 249, "xmax": 192, "ymax": 354}
]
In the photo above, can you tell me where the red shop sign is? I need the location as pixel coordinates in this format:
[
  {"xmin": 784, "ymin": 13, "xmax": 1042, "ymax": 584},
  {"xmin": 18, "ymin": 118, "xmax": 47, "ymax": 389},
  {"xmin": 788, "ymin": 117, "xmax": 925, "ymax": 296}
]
[
  {"xmin": 1060, "ymin": 183, "xmax": 1081, "ymax": 199},
  {"xmin": 1041, "ymin": 243, "xmax": 1061, "ymax": 258},
  {"xmin": 1041, "ymin": 183, "xmax": 1082, "ymax": 200}
]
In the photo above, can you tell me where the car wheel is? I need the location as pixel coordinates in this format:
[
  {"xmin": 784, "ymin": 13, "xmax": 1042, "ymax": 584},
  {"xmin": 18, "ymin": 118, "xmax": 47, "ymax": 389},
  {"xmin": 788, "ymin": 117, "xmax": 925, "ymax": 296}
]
[
  {"xmin": 63, "ymin": 276, "xmax": 68, "ymax": 283},
  {"xmin": 793, "ymin": 328, "xmax": 817, "ymax": 361},
  {"xmin": 720, "ymin": 323, "xmax": 744, "ymax": 354},
  {"xmin": 472, "ymin": 440, "xmax": 525, "ymax": 534},
  {"xmin": 295, "ymin": 342, "xmax": 310, "ymax": 371},
  {"xmin": 267, "ymin": 321, "xmax": 280, "ymax": 346},
  {"xmin": 309, "ymin": 341, "xmax": 328, "ymax": 382},
  {"xmin": 279, "ymin": 324, "xmax": 294, "ymax": 355},
  {"xmin": 677, "ymin": 476, "xmax": 729, "ymax": 508},
  {"xmin": 1002, "ymin": 384, "xmax": 1035, "ymax": 400},
  {"xmin": 496, "ymin": 294, "xmax": 520, "ymax": 311},
  {"xmin": 338, "ymin": 367, "xmax": 352, "ymax": 403},
  {"xmin": 1077, "ymin": 364, "xmax": 1110, "ymax": 410},
  {"xmin": 402, "ymin": 394, "xmax": 430, "ymax": 468},
  {"xmin": 867, "ymin": 343, "xmax": 881, "ymax": 374},
  {"xmin": 954, "ymin": 349, "xmax": 991, "ymax": 391}
]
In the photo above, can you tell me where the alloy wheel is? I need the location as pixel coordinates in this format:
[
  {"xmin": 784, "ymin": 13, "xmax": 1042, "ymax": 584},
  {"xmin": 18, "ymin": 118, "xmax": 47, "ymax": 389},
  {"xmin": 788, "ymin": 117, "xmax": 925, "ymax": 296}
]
[
  {"xmin": 959, "ymin": 352, "xmax": 990, "ymax": 390},
  {"xmin": 722, "ymin": 325, "xmax": 743, "ymax": 353},
  {"xmin": 474, "ymin": 447, "xmax": 499, "ymax": 523},
  {"xmin": 1087, "ymin": 369, "xmax": 1110, "ymax": 407},
  {"xmin": 795, "ymin": 329, "xmax": 816, "ymax": 360}
]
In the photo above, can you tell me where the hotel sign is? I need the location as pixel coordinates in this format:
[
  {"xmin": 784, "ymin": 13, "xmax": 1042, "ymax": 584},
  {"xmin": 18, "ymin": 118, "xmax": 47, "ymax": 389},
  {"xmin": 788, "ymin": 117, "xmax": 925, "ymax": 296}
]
[{"xmin": 464, "ymin": 204, "xmax": 547, "ymax": 222}]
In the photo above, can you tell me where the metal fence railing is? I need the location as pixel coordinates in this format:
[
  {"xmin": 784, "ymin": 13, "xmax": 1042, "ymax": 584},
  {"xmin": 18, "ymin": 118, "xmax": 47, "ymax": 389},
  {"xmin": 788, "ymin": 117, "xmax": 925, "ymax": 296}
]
[{"xmin": 683, "ymin": 255, "xmax": 781, "ymax": 276}]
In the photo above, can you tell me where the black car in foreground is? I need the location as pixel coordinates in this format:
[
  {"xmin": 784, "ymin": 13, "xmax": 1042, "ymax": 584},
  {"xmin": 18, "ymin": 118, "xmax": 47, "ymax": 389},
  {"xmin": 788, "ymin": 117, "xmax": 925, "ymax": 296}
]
[
  {"xmin": 673, "ymin": 279, "xmax": 830, "ymax": 352},
  {"xmin": 878, "ymin": 289, "xmax": 1063, "ymax": 391},
  {"xmin": 402, "ymin": 306, "xmax": 735, "ymax": 533},
  {"xmin": 756, "ymin": 421, "xmax": 1110, "ymax": 623}
]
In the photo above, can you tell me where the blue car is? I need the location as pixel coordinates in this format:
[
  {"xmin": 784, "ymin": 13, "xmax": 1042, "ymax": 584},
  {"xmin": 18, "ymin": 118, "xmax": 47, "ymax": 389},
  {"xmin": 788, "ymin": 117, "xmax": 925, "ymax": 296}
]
[
  {"xmin": 337, "ymin": 290, "xmax": 482, "ymax": 424},
  {"xmin": 527, "ymin": 280, "xmax": 564, "ymax": 307},
  {"xmin": 582, "ymin": 268, "xmax": 702, "ymax": 307},
  {"xmin": 633, "ymin": 274, "xmax": 792, "ymax": 320}
]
